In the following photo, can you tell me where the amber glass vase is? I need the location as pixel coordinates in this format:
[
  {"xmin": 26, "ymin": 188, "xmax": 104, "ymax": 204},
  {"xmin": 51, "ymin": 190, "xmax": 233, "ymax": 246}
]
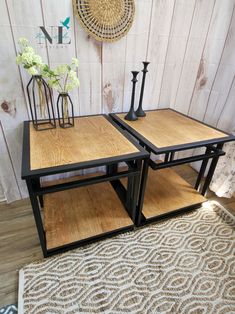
[{"xmin": 56, "ymin": 92, "xmax": 74, "ymax": 128}]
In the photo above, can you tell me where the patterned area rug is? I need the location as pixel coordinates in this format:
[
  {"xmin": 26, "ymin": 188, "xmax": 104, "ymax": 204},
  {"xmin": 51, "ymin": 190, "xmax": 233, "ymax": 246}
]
[
  {"xmin": 18, "ymin": 201, "xmax": 235, "ymax": 314},
  {"xmin": 0, "ymin": 304, "xmax": 17, "ymax": 314}
]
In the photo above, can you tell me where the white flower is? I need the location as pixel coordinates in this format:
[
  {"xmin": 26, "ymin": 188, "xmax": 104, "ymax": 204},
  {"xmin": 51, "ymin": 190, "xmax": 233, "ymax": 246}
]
[
  {"xmin": 28, "ymin": 67, "xmax": 38, "ymax": 75},
  {"xmin": 72, "ymin": 77, "xmax": 80, "ymax": 87},
  {"xmin": 21, "ymin": 52, "xmax": 34, "ymax": 65},
  {"xmin": 71, "ymin": 58, "xmax": 79, "ymax": 67},
  {"xmin": 68, "ymin": 69, "xmax": 76, "ymax": 80},
  {"xmin": 29, "ymin": 57, "xmax": 81, "ymax": 93},
  {"xmin": 16, "ymin": 55, "xmax": 22, "ymax": 64},
  {"xmin": 55, "ymin": 65, "xmax": 68, "ymax": 75},
  {"xmin": 65, "ymin": 83, "xmax": 74, "ymax": 92},
  {"xmin": 16, "ymin": 37, "xmax": 46, "ymax": 77},
  {"xmin": 33, "ymin": 54, "xmax": 43, "ymax": 65},
  {"xmin": 18, "ymin": 37, "xmax": 29, "ymax": 47},
  {"xmin": 24, "ymin": 46, "xmax": 34, "ymax": 54},
  {"xmin": 48, "ymin": 79, "xmax": 59, "ymax": 89}
]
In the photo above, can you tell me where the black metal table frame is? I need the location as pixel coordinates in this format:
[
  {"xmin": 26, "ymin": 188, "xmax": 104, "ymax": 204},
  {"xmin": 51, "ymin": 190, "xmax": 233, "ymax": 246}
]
[
  {"xmin": 110, "ymin": 109, "xmax": 235, "ymax": 226},
  {"xmin": 22, "ymin": 114, "xmax": 149, "ymax": 257}
]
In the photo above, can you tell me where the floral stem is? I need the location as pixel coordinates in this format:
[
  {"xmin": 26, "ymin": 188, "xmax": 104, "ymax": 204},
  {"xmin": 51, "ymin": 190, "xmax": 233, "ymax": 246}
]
[
  {"xmin": 36, "ymin": 78, "xmax": 45, "ymax": 117},
  {"xmin": 63, "ymin": 72, "xmax": 69, "ymax": 92},
  {"xmin": 55, "ymin": 77, "xmax": 63, "ymax": 93},
  {"xmin": 63, "ymin": 95, "xmax": 68, "ymax": 119}
]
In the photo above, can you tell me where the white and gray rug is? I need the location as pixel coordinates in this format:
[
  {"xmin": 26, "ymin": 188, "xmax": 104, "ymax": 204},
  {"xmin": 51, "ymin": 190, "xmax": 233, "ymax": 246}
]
[
  {"xmin": 0, "ymin": 304, "xmax": 17, "ymax": 314},
  {"xmin": 18, "ymin": 201, "xmax": 235, "ymax": 314}
]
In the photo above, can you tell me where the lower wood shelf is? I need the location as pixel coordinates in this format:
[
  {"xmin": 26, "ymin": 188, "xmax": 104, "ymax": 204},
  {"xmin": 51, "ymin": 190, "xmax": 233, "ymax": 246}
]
[
  {"xmin": 43, "ymin": 177, "xmax": 133, "ymax": 250},
  {"xmin": 142, "ymin": 168, "xmax": 206, "ymax": 219},
  {"xmin": 43, "ymin": 166, "xmax": 206, "ymax": 250}
]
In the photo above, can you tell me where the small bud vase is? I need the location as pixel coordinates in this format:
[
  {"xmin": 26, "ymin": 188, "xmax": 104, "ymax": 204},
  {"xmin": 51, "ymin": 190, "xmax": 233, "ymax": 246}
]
[{"xmin": 56, "ymin": 93, "xmax": 74, "ymax": 128}]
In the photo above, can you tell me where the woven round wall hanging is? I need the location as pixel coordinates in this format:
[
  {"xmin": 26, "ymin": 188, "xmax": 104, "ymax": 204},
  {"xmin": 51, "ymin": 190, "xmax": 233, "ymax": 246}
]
[{"xmin": 73, "ymin": 0, "xmax": 135, "ymax": 42}]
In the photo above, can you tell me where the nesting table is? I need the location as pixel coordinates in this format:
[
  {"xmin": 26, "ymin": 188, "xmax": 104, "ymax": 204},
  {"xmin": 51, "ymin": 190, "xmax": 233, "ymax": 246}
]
[
  {"xmin": 22, "ymin": 115, "xmax": 148, "ymax": 257},
  {"xmin": 22, "ymin": 109, "xmax": 235, "ymax": 257},
  {"xmin": 110, "ymin": 109, "xmax": 235, "ymax": 225}
]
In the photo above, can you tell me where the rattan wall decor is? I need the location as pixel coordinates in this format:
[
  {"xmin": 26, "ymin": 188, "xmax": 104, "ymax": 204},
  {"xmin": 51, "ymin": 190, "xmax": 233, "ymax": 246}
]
[{"xmin": 73, "ymin": 0, "xmax": 135, "ymax": 42}]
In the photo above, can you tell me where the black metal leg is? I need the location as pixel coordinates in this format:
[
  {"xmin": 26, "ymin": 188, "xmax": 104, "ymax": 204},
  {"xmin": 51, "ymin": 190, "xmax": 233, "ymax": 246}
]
[
  {"xmin": 195, "ymin": 147, "xmax": 210, "ymax": 191},
  {"xmin": 126, "ymin": 160, "xmax": 142, "ymax": 223},
  {"xmin": 106, "ymin": 163, "xmax": 118, "ymax": 175},
  {"xmin": 201, "ymin": 143, "xmax": 224, "ymax": 196},
  {"xmin": 106, "ymin": 164, "xmax": 111, "ymax": 175},
  {"xmin": 132, "ymin": 172, "xmax": 141, "ymax": 224},
  {"xmin": 107, "ymin": 160, "xmax": 142, "ymax": 223},
  {"xmin": 136, "ymin": 158, "xmax": 149, "ymax": 226},
  {"xmin": 26, "ymin": 179, "xmax": 47, "ymax": 257},
  {"xmin": 33, "ymin": 178, "xmax": 44, "ymax": 208},
  {"xmin": 126, "ymin": 176, "xmax": 135, "ymax": 222},
  {"xmin": 126, "ymin": 161, "xmax": 135, "ymax": 221},
  {"xmin": 164, "ymin": 153, "xmax": 169, "ymax": 163},
  {"xmin": 170, "ymin": 152, "xmax": 175, "ymax": 161}
]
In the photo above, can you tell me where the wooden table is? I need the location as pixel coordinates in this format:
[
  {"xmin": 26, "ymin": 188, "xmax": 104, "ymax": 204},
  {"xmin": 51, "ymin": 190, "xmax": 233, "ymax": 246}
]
[
  {"xmin": 21, "ymin": 115, "xmax": 148, "ymax": 257},
  {"xmin": 110, "ymin": 109, "xmax": 235, "ymax": 225}
]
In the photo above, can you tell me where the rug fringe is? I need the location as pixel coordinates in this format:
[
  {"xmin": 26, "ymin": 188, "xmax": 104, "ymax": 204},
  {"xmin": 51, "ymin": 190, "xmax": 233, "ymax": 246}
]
[{"xmin": 208, "ymin": 200, "xmax": 235, "ymax": 222}]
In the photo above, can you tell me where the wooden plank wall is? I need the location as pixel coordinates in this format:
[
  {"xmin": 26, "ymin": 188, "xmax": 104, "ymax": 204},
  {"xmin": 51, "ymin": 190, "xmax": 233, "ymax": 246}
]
[
  {"xmin": 0, "ymin": 0, "xmax": 235, "ymax": 202},
  {"xmin": 0, "ymin": 182, "xmax": 4, "ymax": 201}
]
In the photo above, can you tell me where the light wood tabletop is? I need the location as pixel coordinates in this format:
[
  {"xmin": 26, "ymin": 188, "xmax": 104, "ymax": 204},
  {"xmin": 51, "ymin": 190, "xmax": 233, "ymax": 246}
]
[
  {"xmin": 117, "ymin": 109, "xmax": 228, "ymax": 150},
  {"xmin": 29, "ymin": 115, "xmax": 139, "ymax": 171}
]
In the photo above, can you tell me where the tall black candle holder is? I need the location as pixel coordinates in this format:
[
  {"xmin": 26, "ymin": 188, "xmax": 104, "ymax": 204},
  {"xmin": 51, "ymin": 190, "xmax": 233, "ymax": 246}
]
[
  {"xmin": 135, "ymin": 61, "xmax": 150, "ymax": 117},
  {"xmin": 124, "ymin": 71, "xmax": 139, "ymax": 121}
]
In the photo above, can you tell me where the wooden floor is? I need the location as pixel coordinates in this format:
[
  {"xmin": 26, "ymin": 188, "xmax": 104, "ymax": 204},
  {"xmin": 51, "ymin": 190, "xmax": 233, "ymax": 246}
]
[{"xmin": 0, "ymin": 165, "xmax": 235, "ymax": 307}]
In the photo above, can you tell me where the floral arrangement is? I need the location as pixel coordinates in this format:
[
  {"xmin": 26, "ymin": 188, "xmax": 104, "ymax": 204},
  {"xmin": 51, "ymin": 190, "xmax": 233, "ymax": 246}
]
[
  {"xmin": 42, "ymin": 60, "xmax": 80, "ymax": 120},
  {"xmin": 16, "ymin": 38, "xmax": 44, "ymax": 75},
  {"xmin": 16, "ymin": 37, "xmax": 80, "ymax": 92},
  {"xmin": 42, "ymin": 59, "xmax": 80, "ymax": 93},
  {"xmin": 16, "ymin": 37, "xmax": 80, "ymax": 126}
]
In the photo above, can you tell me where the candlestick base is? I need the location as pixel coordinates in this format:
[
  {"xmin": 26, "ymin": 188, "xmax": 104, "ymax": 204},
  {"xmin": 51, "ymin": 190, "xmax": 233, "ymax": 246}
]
[
  {"xmin": 135, "ymin": 106, "xmax": 146, "ymax": 117},
  {"xmin": 124, "ymin": 108, "xmax": 138, "ymax": 121}
]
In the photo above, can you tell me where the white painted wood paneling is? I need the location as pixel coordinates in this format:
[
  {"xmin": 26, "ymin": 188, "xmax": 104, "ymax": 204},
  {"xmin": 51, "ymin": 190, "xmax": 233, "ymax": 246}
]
[
  {"xmin": 158, "ymin": 0, "xmax": 196, "ymax": 108},
  {"xmin": 74, "ymin": 19, "xmax": 102, "ymax": 115},
  {"xmin": 145, "ymin": 0, "xmax": 175, "ymax": 110},
  {"xmin": 174, "ymin": 0, "xmax": 216, "ymax": 113},
  {"xmin": 41, "ymin": 0, "xmax": 80, "ymax": 115},
  {"xmin": 217, "ymin": 76, "xmax": 235, "ymax": 133},
  {"xmin": 0, "ymin": 122, "xmax": 21, "ymax": 202},
  {"xmin": 0, "ymin": 181, "xmax": 5, "ymax": 202},
  {"xmin": 102, "ymin": 37, "xmax": 127, "ymax": 113},
  {"xmin": 181, "ymin": 0, "xmax": 235, "ymax": 161},
  {"xmin": 203, "ymin": 8, "xmax": 235, "ymax": 126},
  {"xmin": 0, "ymin": 0, "xmax": 28, "ymax": 199},
  {"xmin": 6, "ymin": 0, "xmax": 49, "ymax": 116},
  {"xmin": 188, "ymin": 0, "xmax": 235, "ymax": 121},
  {"xmin": 122, "ymin": 0, "xmax": 153, "ymax": 112}
]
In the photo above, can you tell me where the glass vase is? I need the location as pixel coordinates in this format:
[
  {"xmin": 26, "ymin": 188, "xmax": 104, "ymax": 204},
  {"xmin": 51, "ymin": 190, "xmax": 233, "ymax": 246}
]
[
  {"xmin": 56, "ymin": 93, "xmax": 74, "ymax": 128},
  {"xmin": 26, "ymin": 75, "xmax": 56, "ymax": 131}
]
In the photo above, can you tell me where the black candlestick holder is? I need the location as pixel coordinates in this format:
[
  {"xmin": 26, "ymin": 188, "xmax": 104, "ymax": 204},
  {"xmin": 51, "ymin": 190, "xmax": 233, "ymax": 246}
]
[
  {"xmin": 125, "ymin": 71, "xmax": 139, "ymax": 121},
  {"xmin": 135, "ymin": 61, "xmax": 150, "ymax": 117}
]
